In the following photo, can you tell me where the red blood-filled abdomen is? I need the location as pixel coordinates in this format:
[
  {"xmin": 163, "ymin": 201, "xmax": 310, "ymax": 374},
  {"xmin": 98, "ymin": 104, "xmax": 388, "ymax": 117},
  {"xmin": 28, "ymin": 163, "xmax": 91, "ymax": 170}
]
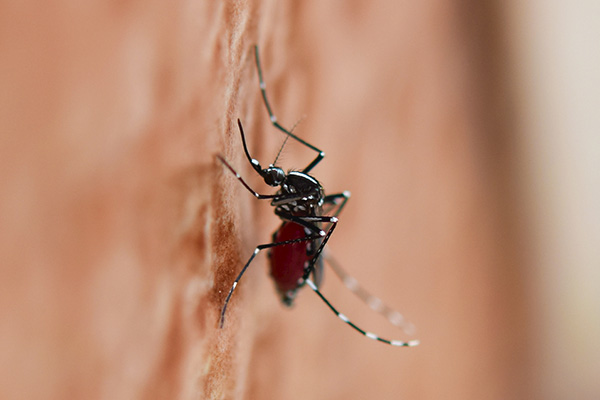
[{"xmin": 269, "ymin": 222, "xmax": 310, "ymax": 294}]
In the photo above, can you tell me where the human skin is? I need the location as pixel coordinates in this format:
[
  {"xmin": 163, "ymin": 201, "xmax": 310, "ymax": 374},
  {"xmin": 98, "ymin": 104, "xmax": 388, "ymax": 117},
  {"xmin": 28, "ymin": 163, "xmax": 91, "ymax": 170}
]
[{"xmin": 0, "ymin": 2, "xmax": 527, "ymax": 399}]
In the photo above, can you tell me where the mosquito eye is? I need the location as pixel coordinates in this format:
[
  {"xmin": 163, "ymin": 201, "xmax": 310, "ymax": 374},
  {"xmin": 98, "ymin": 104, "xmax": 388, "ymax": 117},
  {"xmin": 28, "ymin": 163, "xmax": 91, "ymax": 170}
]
[
  {"xmin": 275, "ymin": 169, "xmax": 285, "ymax": 181},
  {"xmin": 264, "ymin": 168, "xmax": 284, "ymax": 186}
]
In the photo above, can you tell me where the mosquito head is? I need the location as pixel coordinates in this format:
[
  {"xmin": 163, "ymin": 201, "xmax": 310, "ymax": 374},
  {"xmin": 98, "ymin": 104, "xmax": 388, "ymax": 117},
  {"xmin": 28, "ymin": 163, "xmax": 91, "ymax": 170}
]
[{"xmin": 262, "ymin": 165, "xmax": 285, "ymax": 186}]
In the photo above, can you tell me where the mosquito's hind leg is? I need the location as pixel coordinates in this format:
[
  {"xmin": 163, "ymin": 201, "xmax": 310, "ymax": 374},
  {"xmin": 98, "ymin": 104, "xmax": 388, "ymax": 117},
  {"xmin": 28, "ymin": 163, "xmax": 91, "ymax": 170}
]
[{"xmin": 254, "ymin": 45, "xmax": 325, "ymax": 174}]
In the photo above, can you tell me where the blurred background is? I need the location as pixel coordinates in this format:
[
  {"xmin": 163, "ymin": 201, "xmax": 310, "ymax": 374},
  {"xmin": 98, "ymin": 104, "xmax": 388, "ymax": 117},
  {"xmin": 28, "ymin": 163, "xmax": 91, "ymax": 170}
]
[{"xmin": 0, "ymin": 1, "xmax": 598, "ymax": 399}]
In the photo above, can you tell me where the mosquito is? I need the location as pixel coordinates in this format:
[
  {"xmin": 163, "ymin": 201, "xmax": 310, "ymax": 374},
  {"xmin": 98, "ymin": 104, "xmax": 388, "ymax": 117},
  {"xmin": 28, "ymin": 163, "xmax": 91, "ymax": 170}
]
[{"xmin": 217, "ymin": 45, "xmax": 419, "ymax": 347}]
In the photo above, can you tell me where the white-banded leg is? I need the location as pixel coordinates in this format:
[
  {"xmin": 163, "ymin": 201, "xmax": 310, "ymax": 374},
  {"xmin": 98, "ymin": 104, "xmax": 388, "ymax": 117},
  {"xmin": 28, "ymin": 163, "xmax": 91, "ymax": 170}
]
[
  {"xmin": 305, "ymin": 278, "xmax": 420, "ymax": 347},
  {"xmin": 299, "ymin": 215, "xmax": 338, "ymax": 282},
  {"xmin": 216, "ymin": 155, "xmax": 278, "ymax": 200},
  {"xmin": 275, "ymin": 211, "xmax": 339, "ymax": 239},
  {"xmin": 219, "ymin": 233, "xmax": 323, "ymax": 328},
  {"xmin": 277, "ymin": 213, "xmax": 337, "ymax": 290},
  {"xmin": 254, "ymin": 45, "xmax": 324, "ymax": 174},
  {"xmin": 322, "ymin": 191, "xmax": 351, "ymax": 218},
  {"xmin": 321, "ymin": 192, "xmax": 415, "ymax": 334},
  {"xmin": 323, "ymin": 251, "xmax": 416, "ymax": 335}
]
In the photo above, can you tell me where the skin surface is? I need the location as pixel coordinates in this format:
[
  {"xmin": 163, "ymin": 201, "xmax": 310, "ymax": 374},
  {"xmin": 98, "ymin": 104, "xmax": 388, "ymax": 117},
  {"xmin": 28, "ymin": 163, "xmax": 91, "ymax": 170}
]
[{"xmin": 0, "ymin": 1, "xmax": 536, "ymax": 399}]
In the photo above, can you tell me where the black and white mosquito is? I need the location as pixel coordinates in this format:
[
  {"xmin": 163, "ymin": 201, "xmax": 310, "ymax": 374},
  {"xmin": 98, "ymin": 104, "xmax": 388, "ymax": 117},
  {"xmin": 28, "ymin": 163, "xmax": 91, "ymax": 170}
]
[{"xmin": 217, "ymin": 45, "xmax": 419, "ymax": 347}]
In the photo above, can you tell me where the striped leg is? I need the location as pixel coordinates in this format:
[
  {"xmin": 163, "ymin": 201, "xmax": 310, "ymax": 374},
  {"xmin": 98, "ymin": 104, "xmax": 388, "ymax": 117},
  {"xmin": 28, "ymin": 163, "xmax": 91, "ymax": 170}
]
[
  {"xmin": 323, "ymin": 251, "xmax": 416, "ymax": 335},
  {"xmin": 254, "ymin": 45, "xmax": 325, "ymax": 174},
  {"xmin": 275, "ymin": 210, "xmax": 339, "ymax": 238},
  {"xmin": 300, "ymin": 216, "xmax": 338, "ymax": 282},
  {"xmin": 323, "ymin": 191, "xmax": 351, "ymax": 218},
  {"xmin": 219, "ymin": 233, "xmax": 323, "ymax": 328},
  {"xmin": 217, "ymin": 155, "xmax": 277, "ymax": 200},
  {"xmin": 305, "ymin": 279, "xmax": 419, "ymax": 347}
]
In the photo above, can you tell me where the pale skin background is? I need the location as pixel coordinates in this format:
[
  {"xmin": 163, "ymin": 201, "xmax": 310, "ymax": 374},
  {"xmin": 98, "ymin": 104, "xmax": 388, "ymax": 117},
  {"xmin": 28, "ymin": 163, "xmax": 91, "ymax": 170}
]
[{"xmin": 1, "ymin": 1, "xmax": 598, "ymax": 399}]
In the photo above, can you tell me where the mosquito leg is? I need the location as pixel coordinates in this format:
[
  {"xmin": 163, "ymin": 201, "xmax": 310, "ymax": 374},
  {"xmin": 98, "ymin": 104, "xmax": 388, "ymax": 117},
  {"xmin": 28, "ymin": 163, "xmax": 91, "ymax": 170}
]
[
  {"xmin": 216, "ymin": 155, "xmax": 278, "ymax": 200},
  {"xmin": 300, "ymin": 217, "xmax": 338, "ymax": 281},
  {"xmin": 254, "ymin": 45, "xmax": 325, "ymax": 174},
  {"xmin": 235, "ymin": 118, "xmax": 268, "ymax": 176},
  {"xmin": 305, "ymin": 279, "xmax": 420, "ymax": 347},
  {"xmin": 219, "ymin": 233, "xmax": 323, "ymax": 328},
  {"xmin": 323, "ymin": 191, "xmax": 351, "ymax": 218},
  {"xmin": 323, "ymin": 251, "xmax": 416, "ymax": 335},
  {"xmin": 275, "ymin": 209, "xmax": 339, "ymax": 237}
]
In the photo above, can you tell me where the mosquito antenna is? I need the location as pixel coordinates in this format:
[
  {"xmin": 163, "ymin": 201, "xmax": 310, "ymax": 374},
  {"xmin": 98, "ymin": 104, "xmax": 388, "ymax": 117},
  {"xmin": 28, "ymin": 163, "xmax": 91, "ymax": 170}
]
[{"xmin": 273, "ymin": 115, "xmax": 306, "ymax": 166}]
